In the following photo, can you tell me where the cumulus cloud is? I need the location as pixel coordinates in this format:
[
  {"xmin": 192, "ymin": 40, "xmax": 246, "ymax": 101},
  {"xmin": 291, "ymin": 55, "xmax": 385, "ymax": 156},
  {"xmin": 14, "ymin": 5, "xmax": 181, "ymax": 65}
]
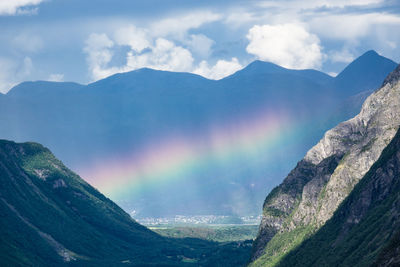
[
  {"xmin": 84, "ymin": 31, "xmax": 195, "ymax": 80},
  {"xmin": 125, "ymin": 38, "xmax": 194, "ymax": 72},
  {"xmin": 0, "ymin": 0, "xmax": 43, "ymax": 15},
  {"xmin": 48, "ymin": 74, "xmax": 64, "ymax": 82},
  {"xmin": 83, "ymin": 30, "xmax": 243, "ymax": 81},
  {"xmin": 82, "ymin": 8, "xmax": 248, "ymax": 82},
  {"xmin": 114, "ymin": 25, "xmax": 150, "ymax": 53},
  {"xmin": 194, "ymin": 58, "xmax": 243, "ymax": 80},
  {"xmin": 83, "ymin": 33, "xmax": 118, "ymax": 80},
  {"xmin": 246, "ymin": 23, "xmax": 323, "ymax": 69},
  {"xmin": 83, "ymin": 16, "xmax": 244, "ymax": 82}
]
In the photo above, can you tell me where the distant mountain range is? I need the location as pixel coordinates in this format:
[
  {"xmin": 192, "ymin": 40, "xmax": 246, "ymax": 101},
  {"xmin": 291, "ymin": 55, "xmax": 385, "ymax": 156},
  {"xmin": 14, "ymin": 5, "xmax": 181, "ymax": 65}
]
[
  {"xmin": 250, "ymin": 63, "xmax": 400, "ymax": 266},
  {"xmin": 0, "ymin": 50, "xmax": 397, "ymax": 217}
]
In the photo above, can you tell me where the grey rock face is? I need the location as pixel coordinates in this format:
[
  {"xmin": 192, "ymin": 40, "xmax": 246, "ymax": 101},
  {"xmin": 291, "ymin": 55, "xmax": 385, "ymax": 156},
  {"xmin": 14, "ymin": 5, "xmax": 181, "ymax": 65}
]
[
  {"xmin": 275, "ymin": 124, "xmax": 400, "ymax": 266},
  {"xmin": 252, "ymin": 64, "xmax": 400, "ymax": 261},
  {"xmin": 309, "ymin": 77, "xmax": 400, "ymax": 225}
]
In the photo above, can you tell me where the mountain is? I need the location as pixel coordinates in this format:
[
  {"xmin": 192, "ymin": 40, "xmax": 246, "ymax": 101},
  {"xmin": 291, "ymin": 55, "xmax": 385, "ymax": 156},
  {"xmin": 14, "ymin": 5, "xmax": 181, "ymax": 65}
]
[
  {"xmin": 0, "ymin": 139, "xmax": 252, "ymax": 266},
  {"xmin": 277, "ymin": 121, "xmax": 400, "ymax": 266},
  {"xmin": 334, "ymin": 50, "xmax": 397, "ymax": 95},
  {"xmin": 0, "ymin": 50, "xmax": 397, "ymax": 218},
  {"xmin": 250, "ymin": 64, "xmax": 400, "ymax": 266},
  {"xmin": 224, "ymin": 60, "xmax": 333, "ymax": 84}
]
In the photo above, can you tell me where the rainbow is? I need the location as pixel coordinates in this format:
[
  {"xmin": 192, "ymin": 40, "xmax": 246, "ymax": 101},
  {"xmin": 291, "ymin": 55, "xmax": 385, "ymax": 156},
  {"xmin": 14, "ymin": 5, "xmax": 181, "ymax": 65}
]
[{"xmin": 80, "ymin": 108, "xmax": 296, "ymax": 199}]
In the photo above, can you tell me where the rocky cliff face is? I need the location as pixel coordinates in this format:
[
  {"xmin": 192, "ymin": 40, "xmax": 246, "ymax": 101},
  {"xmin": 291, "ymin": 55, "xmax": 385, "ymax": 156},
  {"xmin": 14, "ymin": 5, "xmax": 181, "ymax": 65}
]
[
  {"xmin": 251, "ymin": 64, "xmax": 400, "ymax": 265},
  {"xmin": 278, "ymin": 123, "xmax": 400, "ymax": 266}
]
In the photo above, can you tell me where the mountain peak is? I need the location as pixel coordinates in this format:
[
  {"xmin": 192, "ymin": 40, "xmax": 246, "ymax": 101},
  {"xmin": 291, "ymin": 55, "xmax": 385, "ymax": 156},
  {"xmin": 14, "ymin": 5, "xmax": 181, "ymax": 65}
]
[
  {"xmin": 334, "ymin": 49, "xmax": 397, "ymax": 94},
  {"xmin": 224, "ymin": 59, "xmax": 332, "ymax": 83},
  {"xmin": 362, "ymin": 49, "xmax": 379, "ymax": 57},
  {"xmin": 226, "ymin": 60, "xmax": 293, "ymax": 78}
]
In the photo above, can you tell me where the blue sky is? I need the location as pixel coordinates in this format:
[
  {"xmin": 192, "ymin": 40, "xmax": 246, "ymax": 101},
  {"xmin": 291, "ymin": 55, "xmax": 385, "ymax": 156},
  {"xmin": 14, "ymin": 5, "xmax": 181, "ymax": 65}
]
[{"xmin": 0, "ymin": 0, "xmax": 399, "ymax": 93}]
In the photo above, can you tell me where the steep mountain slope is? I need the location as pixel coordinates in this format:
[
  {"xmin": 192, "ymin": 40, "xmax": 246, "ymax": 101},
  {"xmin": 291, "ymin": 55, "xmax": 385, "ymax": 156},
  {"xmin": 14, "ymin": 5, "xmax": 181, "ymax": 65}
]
[
  {"xmin": 0, "ymin": 51, "xmax": 396, "ymax": 218},
  {"xmin": 278, "ymin": 123, "xmax": 400, "ymax": 266},
  {"xmin": 0, "ymin": 140, "xmax": 252, "ymax": 266},
  {"xmin": 251, "ymin": 64, "xmax": 400, "ymax": 266},
  {"xmin": 0, "ymin": 139, "xmax": 169, "ymax": 265}
]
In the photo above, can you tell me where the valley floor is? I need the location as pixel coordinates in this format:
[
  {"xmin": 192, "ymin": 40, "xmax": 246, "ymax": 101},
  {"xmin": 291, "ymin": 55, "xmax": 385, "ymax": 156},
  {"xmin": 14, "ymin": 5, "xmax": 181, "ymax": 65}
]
[{"xmin": 150, "ymin": 224, "xmax": 259, "ymax": 243}]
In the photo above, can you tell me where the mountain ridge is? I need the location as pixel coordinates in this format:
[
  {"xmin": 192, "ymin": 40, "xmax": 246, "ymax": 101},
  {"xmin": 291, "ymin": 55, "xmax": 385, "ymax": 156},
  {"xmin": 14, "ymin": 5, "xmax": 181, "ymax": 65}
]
[
  {"xmin": 0, "ymin": 51, "xmax": 397, "ymax": 218},
  {"xmin": 6, "ymin": 50, "xmax": 394, "ymax": 96},
  {"xmin": 251, "ymin": 62, "xmax": 400, "ymax": 265}
]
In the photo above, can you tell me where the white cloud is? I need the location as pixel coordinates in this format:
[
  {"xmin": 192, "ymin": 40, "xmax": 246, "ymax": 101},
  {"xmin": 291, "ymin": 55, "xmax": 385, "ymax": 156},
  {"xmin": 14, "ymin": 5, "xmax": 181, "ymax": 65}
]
[
  {"xmin": 84, "ymin": 32, "xmax": 195, "ymax": 80},
  {"xmin": 114, "ymin": 25, "xmax": 150, "ymax": 53},
  {"xmin": 257, "ymin": 0, "xmax": 384, "ymax": 9},
  {"xmin": 185, "ymin": 34, "xmax": 215, "ymax": 58},
  {"xmin": 125, "ymin": 38, "xmax": 194, "ymax": 72},
  {"xmin": 48, "ymin": 73, "xmax": 64, "ymax": 82},
  {"xmin": 83, "ymin": 29, "xmax": 244, "ymax": 81},
  {"xmin": 82, "ymin": 11, "xmax": 246, "ymax": 82},
  {"xmin": 83, "ymin": 33, "xmax": 118, "ymax": 80},
  {"xmin": 0, "ymin": 56, "xmax": 33, "ymax": 93},
  {"xmin": 194, "ymin": 58, "xmax": 243, "ymax": 80},
  {"xmin": 0, "ymin": 0, "xmax": 43, "ymax": 15},
  {"xmin": 310, "ymin": 0, "xmax": 383, "ymax": 8},
  {"xmin": 246, "ymin": 23, "xmax": 323, "ymax": 69}
]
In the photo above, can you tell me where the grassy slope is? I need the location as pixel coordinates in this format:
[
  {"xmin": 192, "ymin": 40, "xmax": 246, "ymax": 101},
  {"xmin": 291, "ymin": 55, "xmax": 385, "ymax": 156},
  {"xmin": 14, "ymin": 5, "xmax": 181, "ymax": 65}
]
[{"xmin": 0, "ymin": 140, "xmax": 252, "ymax": 266}]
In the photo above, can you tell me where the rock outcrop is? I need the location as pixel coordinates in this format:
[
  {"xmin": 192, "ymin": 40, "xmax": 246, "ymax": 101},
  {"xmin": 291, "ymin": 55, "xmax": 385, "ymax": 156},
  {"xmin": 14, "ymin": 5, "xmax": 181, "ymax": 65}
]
[
  {"xmin": 251, "ymin": 64, "xmax": 400, "ymax": 265},
  {"xmin": 278, "ymin": 124, "xmax": 400, "ymax": 266}
]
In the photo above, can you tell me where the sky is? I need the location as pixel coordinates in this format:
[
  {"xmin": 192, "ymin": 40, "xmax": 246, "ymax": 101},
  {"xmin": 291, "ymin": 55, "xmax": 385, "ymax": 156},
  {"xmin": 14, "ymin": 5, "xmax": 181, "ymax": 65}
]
[{"xmin": 0, "ymin": 0, "xmax": 399, "ymax": 93}]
